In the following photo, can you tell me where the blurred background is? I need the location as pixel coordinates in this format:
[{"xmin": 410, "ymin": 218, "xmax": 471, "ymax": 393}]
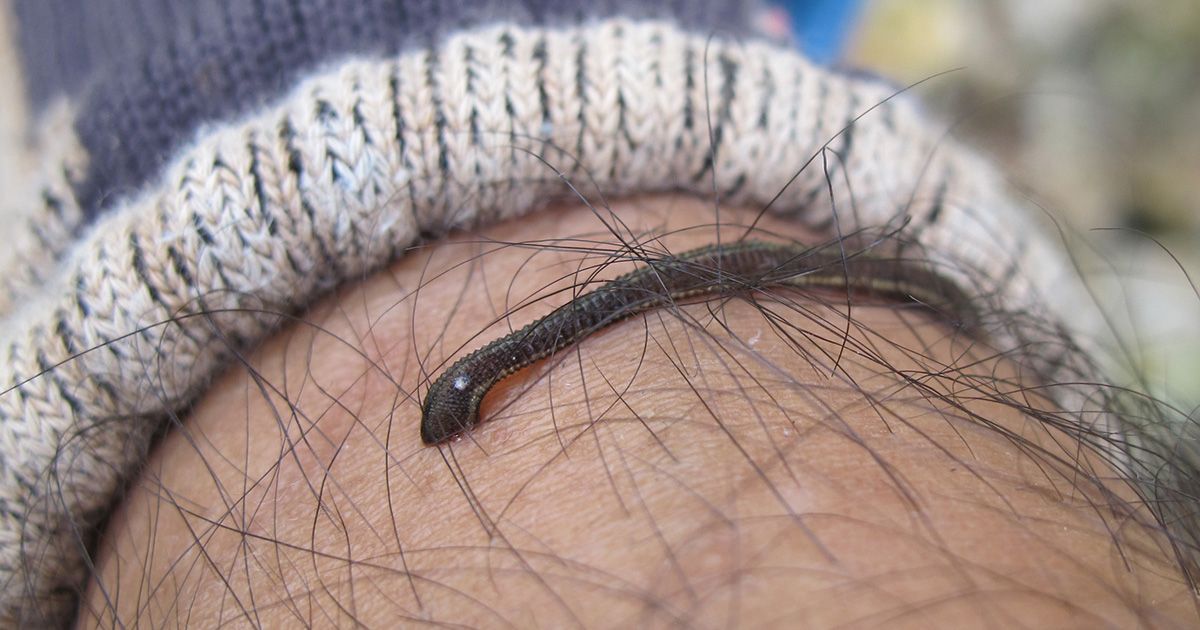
[{"xmin": 778, "ymin": 0, "xmax": 1200, "ymax": 405}]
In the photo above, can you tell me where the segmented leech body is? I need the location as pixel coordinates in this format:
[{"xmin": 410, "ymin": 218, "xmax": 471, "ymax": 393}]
[{"xmin": 420, "ymin": 240, "xmax": 979, "ymax": 444}]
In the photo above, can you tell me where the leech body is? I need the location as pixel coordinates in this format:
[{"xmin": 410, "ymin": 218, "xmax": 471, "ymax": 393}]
[{"xmin": 420, "ymin": 241, "xmax": 978, "ymax": 444}]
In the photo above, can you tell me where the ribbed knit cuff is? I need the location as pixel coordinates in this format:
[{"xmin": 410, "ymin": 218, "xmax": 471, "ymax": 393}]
[{"xmin": 0, "ymin": 17, "xmax": 1085, "ymax": 626}]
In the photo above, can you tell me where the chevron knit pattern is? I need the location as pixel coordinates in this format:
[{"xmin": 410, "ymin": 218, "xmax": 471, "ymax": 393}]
[
  {"xmin": 0, "ymin": 102, "xmax": 89, "ymax": 316},
  {"xmin": 0, "ymin": 19, "xmax": 1081, "ymax": 625}
]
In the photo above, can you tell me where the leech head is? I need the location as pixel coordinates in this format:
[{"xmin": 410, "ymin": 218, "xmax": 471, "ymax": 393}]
[{"xmin": 421, "ymin": 369, "xmax": 481, "ymax": 445}]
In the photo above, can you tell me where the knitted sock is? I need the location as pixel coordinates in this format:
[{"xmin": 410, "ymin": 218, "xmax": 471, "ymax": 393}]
[{"xmin": 0, "ymin": 2, "xmax": 1122, "ymax": 625}]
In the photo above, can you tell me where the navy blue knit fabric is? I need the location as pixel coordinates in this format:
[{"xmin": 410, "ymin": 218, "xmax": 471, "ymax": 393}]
[{"xmin": 14, "ymin": 0, "xmax": 762, "ymax": 224}]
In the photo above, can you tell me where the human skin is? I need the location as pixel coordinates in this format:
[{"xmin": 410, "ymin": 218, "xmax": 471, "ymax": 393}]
[{"xmin": 80, "ymin": 195, "xmax": 1198, "ymax": 628}]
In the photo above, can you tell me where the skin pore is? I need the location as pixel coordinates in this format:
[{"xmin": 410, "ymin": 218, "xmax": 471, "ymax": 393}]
[{"xmin": 80, "ymin": 195, "xmax": 1198, "ymax": 628}]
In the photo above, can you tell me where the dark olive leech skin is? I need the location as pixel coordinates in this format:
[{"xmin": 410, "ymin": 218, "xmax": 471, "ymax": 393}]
[{"xmin": 420, "ymin": 240, "xmax": 981, "ymax": 445}]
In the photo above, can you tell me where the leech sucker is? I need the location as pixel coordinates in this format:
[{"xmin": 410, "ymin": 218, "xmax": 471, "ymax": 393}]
[{"xmin": 419, "ymin": 240, "xmax": 979, "ymax": 445}]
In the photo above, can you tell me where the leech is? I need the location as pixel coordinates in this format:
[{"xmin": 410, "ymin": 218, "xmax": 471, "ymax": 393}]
[{"xmin": 420, "ymin": 240, "xmax": 980, "ymax": 444}]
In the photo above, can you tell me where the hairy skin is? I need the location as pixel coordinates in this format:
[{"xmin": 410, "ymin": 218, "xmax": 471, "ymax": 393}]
[{"xmin": 81, "ymin": 196, "xmax": 1198, "ymax": 628}]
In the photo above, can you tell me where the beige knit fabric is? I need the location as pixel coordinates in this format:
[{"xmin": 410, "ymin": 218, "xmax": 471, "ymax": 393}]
[
  {"xmin": 0, "ymin": 19, "xmax": 1077, "ymax": 625},
  {"xmin": 0, "ymin": 103, "xmax": 89, "ymax": 318}
]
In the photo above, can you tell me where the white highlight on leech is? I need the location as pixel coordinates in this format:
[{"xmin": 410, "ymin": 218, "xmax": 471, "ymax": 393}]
[{"xmin": 453, "ymin": 375, "xmax": 470, "ymax": 391}]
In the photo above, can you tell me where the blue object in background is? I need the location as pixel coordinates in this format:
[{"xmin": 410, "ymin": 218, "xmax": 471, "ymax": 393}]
[{"xmin": 781, "ymin": 0, "xmax": 864, "ymax": 64}]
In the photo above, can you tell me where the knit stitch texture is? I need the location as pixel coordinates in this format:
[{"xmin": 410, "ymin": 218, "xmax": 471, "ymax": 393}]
[
  {"xmin": 0, "ymin": 18, "xmax": 1092, "ymax": 626},
  {"xmin": 14, "ymin": 0, "xmax": 765, "ymax": 222}
]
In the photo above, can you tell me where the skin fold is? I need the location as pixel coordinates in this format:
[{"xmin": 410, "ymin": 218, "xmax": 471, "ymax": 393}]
[{"xmin": 80, "ymin": 195, "xmax": 1199, "ymax": 628}]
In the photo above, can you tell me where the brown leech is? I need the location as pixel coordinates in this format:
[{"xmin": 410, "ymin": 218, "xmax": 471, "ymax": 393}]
[{"xmin": 420, "ymin": 240, "xmax": 979, "ymax": 444}]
